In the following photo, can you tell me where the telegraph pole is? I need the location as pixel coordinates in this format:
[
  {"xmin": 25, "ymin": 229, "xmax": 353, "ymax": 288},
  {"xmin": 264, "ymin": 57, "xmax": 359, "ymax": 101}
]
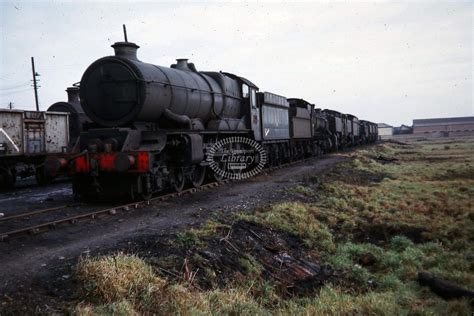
[
  {"xmin": 8, "ymin": 102, "xmax": 13, "ymax": 110},
  {"xmin": 31, "ymin": 57, "xmax": 40, "ymax": 111}
]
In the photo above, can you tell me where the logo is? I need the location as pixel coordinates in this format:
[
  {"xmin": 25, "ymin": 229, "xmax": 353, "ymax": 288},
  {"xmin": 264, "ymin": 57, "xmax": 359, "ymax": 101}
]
[{"xmin": 206, "ymin": 136, "xmax": 267, "ymax": 180}]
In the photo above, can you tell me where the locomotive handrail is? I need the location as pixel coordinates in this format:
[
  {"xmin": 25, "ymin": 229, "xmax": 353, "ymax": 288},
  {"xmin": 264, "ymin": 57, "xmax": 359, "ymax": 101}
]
[{"xmin": 138, "ymin": 78, "xmax": 243, "ymax": 101}]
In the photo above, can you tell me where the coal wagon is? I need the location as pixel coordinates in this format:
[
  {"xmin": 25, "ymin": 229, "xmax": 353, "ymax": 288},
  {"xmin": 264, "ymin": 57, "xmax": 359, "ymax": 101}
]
[{"xmin": 0, "ymin": 109, "xmax": 69, "ymax": 188}]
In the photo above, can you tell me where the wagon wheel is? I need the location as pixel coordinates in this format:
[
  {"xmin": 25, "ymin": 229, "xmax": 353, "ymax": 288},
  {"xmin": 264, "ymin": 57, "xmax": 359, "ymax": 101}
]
[
  {"xmin": 35, "ymin": 166, "xmax": 52, "ymax": 186},
  {"xmin": 190, "ymin": 165, "xmax": 206, "ymax": 188},
  {"xmin": 172, "ymin": 168, "xmax": 185, "ymax": 193},
  {"xmin": 0, "ymin": 168, "xmax": 15, "ymax": 190}
]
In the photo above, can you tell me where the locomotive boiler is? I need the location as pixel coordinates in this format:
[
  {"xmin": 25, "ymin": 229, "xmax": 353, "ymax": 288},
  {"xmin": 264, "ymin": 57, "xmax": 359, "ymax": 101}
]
[{"xmin": 80, "ymin": 42, "xmax": 246, "ymax": 130}]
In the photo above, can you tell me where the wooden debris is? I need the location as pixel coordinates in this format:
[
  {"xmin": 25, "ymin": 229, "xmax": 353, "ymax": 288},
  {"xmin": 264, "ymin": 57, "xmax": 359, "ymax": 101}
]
[{"xmin": 418, "ymin": 271, "xmax": 474, "ymax": 300}]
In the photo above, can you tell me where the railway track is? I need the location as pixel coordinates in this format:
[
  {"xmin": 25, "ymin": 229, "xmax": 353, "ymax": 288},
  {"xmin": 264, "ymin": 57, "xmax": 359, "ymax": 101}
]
[
  {"xmin": 0, "ymin": 156, "xmax": 316, "ymax": 242},
  {"xmin": 0, "ymin": 204, "xmax": 79, "ymax": 222},
  {"xmin": 0, "ymin": 181, "xmax": 223, "ymax": 242}
]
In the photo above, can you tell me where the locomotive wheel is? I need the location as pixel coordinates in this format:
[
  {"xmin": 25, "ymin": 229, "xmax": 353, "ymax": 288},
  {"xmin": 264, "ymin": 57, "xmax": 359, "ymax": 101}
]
[
  {"xmin": 128, "ymin": 185, "xmax": 137, "ymax": 201},
  {"xmin": 139, "ymin": 174, "xmax": 153, "ymax": 200},
  {"xmin": 172, "ymin": 168, "xmax": 185, "ymax": 192},
  {"xmin": 212, "ymin": 171, "xmax": 224, "ymax": 183},
  {"xmin": 190, "ymin": 165, "xmax": 206, "ymax": 188},
  {"xmin": 141, "ymin": 192, "xmax": 153, "ymax": 200}
]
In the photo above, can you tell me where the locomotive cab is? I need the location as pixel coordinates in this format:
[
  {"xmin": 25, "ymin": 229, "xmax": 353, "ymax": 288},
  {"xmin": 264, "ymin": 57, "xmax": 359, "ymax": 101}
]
[
  {"xmin": 242, "ymin": 83, "xmax": 260, "ymax": 139},
  {"xmin": 221, "ymin": 72, "xmax": 260, "ymax": 138}
]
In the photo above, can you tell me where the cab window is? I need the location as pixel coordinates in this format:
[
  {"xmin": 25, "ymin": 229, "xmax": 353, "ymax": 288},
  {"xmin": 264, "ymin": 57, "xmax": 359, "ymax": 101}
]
[
  {"xmin": 242, "ymin": 84, "xmax": 250, "ymax": 98},
  {"xmin": 250, "ymin": 89, "xmax": 257, "ymax": 108}
]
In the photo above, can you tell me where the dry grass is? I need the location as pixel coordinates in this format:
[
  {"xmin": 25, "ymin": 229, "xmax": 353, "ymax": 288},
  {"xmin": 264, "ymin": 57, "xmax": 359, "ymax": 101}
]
[
  {"xmin": 75, "ymin": 253, "xmax": 262, "ymax": 315},
  {"xmin": 75, "ymin": 253, "xmax": 160, "ymax": 304}
]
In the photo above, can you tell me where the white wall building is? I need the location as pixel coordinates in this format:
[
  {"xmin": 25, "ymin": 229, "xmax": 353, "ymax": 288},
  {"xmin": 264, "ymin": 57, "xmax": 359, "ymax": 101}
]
[{"xmin": 378, "ymin": 123, "xmax": 393, "ymax": 139}]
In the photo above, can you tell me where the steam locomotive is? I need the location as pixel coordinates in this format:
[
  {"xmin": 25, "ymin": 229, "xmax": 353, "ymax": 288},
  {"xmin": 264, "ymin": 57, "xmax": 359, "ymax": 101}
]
[
  {"xmin": 47, "ymin": 86, "xmax": 93, "ymax": 147},
  {"xmin": 50, "ymin": 40, "xmax": 378, "ymax": 200}
]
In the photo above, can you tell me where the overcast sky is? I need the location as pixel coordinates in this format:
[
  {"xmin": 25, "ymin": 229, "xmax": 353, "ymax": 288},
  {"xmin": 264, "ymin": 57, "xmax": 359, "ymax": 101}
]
[{"xmin": 0, "ymin": 1, "xmax": 472, "ymax": 126}]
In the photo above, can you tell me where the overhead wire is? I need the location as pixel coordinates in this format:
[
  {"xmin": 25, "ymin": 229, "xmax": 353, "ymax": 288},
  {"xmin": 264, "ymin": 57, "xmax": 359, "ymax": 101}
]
[
  {"xmin": 0, "ymin": 86, "xmax": 32, "ymax": 95},
  {"xmin": 0, "ymin": 81, "xmax": 31, "ymax": 91}
]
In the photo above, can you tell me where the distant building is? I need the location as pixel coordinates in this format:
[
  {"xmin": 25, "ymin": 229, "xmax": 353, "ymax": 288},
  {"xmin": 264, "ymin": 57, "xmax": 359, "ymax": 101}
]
[
  {"xmin": 393, "ymin": 124, "xmax": 413, "ymax": 135},
  {"xmin": 412, "ymin": 116, "xmax": 474, "ymax": 136},
  {"xmin": 378, "ymin": 123, "xmax": 393, "ymax": 139}
]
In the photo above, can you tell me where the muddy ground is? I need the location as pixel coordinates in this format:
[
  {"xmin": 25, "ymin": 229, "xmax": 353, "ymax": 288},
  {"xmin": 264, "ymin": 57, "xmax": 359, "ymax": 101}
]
[{"xmin": 0, "ymin": 153, "xmax": 348, "ymax": 313}]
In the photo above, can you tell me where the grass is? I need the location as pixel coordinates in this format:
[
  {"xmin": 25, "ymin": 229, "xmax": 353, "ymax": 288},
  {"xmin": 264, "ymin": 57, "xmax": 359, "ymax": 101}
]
[
  {"xmin": 74, "ymin": 137, "xmax": 474, "ymax": 315},
  {"xmin": 75, "ymin": 253, "xmax": 159, "ymax": 304},
  {"xmin": 73, "ymin": 253, "xmax": 430, "ymax": 315},
  {"xmin": 172, "ymin": 220, "xmax": 230, "ymax": 248},
  {"xmin": 75, "ymin": 253, "xmax": 264, "ymax": 315},
  {"xmin": 287, "ymin": 185, "xmax": 315, "ymax": 197},
  {"xmin": 237, "ymin": 202, "xmax": 336, "ymax": 252},
  {"xmin": 238, "ymin": 255, "xmax": 264, "ymax": 277}
]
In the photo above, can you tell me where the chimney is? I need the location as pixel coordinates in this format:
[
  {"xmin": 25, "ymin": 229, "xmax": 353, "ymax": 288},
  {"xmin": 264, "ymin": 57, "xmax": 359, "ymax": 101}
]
[
  {"xmin": 174, "ymin": 59, "xmax": 192, "ymax": 71},
  {"xmin": 111, "ymin": 42, "xmax": 140, "ymax": 60},
  {"xmin": 66, "ymin": 87, "xmax": 80, "ymax": 104}
]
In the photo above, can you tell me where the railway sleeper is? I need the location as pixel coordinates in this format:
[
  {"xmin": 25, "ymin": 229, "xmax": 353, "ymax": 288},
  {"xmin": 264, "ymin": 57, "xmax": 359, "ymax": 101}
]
[{"xmin": 29, "ymin": 228, "xmax": 40, "ymax": 235}]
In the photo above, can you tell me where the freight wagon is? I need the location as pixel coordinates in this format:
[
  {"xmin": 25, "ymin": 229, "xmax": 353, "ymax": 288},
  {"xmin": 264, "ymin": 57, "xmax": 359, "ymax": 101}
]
[{"xmin": 0, "ymin": 109, "xmax": 69, "ymax": 189}]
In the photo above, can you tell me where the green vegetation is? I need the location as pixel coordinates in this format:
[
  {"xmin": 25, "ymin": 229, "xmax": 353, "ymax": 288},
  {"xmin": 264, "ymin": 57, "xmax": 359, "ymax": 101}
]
[
  {"xmin": 172, "ymin": 220, "xmax": 230, "ymax": 248},
  {"xmin": 287, "ymin": 185, "xmax": 315, "ymax": 197},
  {"xmin": 74, "ymin": 137, "xmax": 474, "ymax": 315},
  {"xmin": 237, "ymin": 202, "xmax": 336, "ymax": 252},
  {"xmin": 238, "ymin": 255, "xmax": 263, "ymax": 277}
]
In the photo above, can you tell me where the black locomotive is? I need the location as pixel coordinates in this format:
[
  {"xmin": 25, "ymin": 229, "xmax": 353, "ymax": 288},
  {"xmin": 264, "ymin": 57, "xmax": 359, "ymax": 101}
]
[
  {"xmin": 52, "ymin": 40, "xmax": 377, "ymax": 200},
  {"xmin": 47, "ymin": 86, "xmax": 93, "ymax": 147}
]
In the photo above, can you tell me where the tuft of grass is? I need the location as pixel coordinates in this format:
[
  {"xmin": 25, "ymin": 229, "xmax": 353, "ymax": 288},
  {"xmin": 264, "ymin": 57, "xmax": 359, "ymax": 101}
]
[
  {"xmin": 171, "ymin": 220, "xmax": 230, "ymax": 249},
  {"xmin": 283, "ymin": 285, "xmax": 402, "ymax": 314},
  {"xmin": 287, "ymin": 185, "xmax": 314, "ymax": 197},
  {"xmin": 75, "ymin": 253, "xmax": 264, "ymax": 315},
  {"xmin": 76, "ymin": 300, "xmax": 138, "ymax": 316},
  {"xmin": 237, "ymin": 202, "xmax": 336, "ymax": 252},
  {"xmin": 238, "ymin": 255, "xmax": 263, "ymax": 278},
  {"xmin": 174, "ymin": 231, "xmax": 202, "ymax": 248},
  {"xmin": 75, "ymin": 252, "xmax": 159, "ymax": 304}
]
